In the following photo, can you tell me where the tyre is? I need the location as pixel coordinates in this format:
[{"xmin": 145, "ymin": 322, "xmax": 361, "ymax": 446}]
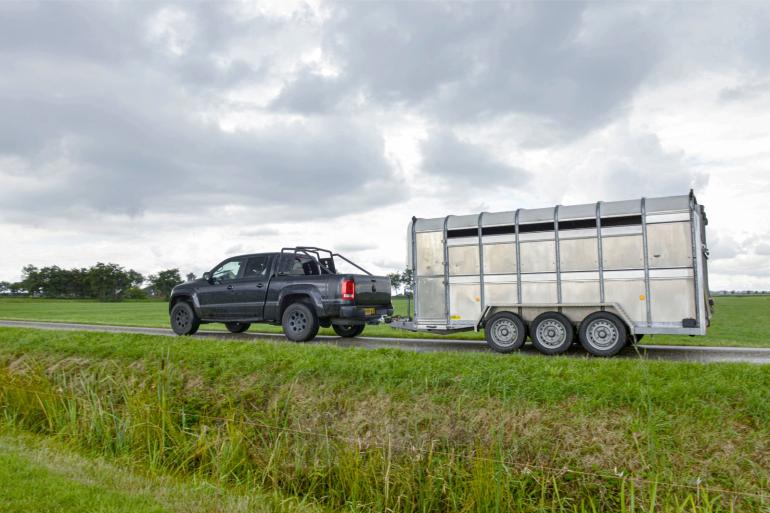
[
  {"xmin": 281, "ymin": 302, "xmax": 319, "ymax": 342},
  {"xmin": 484, "ymin": 312, "xmax": 526, "ymax": 353},
  {"xmin": 170, "ymin": 301, "xmax": 200, "ymax": 336},
  {"xmin": 579, "ymin": 312, "xmax": 628, "ymax": 357},
  {"xmin": 225, "ymin": 322, "xmax": 250, "ymax": 334},
  {"xmin": 332, "ymin": 324, "xmax": 365, "ymax": 338},
  {"xmin": 531, "ymin": 312, "xmax": 573, "ymax": 355}
]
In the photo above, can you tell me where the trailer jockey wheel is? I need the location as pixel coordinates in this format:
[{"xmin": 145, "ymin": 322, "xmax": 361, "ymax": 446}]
[
  {"xmin": 579, "ymin": 312, "xmax": 628, "ymax": 357},
  {"xmin": 531, "ymin": 312, "xmax": 573, "ymax": 355},
  {"xmin": 484, "ymin": 312, "xmax": 526, "ymax": 353}
]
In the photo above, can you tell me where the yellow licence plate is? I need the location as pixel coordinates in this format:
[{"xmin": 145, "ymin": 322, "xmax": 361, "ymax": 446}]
[{"xmin": 363, "ymin": 308, "xmax": 376, "ymax": 316}]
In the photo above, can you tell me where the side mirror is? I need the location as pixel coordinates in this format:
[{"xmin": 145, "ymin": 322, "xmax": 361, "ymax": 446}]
[{"xmin": 202, "ymin": 272, "xmax": 212, "ymax": 283}]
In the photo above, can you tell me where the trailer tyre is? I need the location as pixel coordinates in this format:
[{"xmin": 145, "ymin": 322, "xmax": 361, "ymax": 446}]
[
  {"xmin": 225, "ymin": 322, "xmax": 250, "ymax": 333},
  {"xmin": 579, "ymin": 312, "xmax": 628, "ymax": 357},
  {"xmin": 484, "ymin": 312, "xmax": 526, "ymax": 353},
  {"xmin": 282, "ymin": 302, "xmax": 320, "ymax": 342},
  {"xmin": 333, "ymin": 324, "xmax": 365, "ymax": 338},
  {"xmin": 531, "ymin": 312, "xmax": 574, "ymax": 355}
]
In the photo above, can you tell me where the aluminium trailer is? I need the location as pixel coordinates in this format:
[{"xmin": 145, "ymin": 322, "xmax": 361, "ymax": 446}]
[{"xmin": 392, "ymin": 191, "xmax": 712, "ymax": 356}]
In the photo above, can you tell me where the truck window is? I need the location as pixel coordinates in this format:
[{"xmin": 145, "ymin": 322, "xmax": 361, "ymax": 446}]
[
  {"xmin": 211, "ymin": 259, "xmax": 242, "ymax": 282},
  {"xmin": 287, "ymin": 256, "xmax": 320, "ymax": 275},
  {"xmin": 243, "ymin": 255, "xmax": 270, "ymax": 278}
]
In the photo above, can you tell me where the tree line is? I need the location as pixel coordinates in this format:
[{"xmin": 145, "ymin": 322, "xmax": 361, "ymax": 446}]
[{"xmin": 0, "ymin": 264, "xmax": 188, "ymax": 301}]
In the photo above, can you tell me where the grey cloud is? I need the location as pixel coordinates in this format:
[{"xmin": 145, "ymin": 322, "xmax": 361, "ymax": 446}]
[
  {"xmin": 270, "ymin": 72, "xmax": 349, "ymax": 113},
  {"xmin": 420, "ymin": 129, "xmax": 528, "ymax": 186},
  {"xmin": 577, "ymin": 131, "xmax": 708, "ymax": 200},
  {"xmin": 335, "ymin": 242, "xmax": 376, "ymax": 253},
  {"xmin": 314, "ymin": 2, "xmax": 665, "ymax": 137},
  {"xmin": 0, "ymin": 5, "xmax": 406, "ymax": 225},
  {"xmin": 719, "ymin": 80, "xmax": 770, "ymax": 103}
]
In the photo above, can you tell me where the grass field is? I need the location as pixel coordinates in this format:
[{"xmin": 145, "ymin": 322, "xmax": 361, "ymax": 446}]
[
  {"xmin": 0, "ymin": 295, "xmax": 769, "ymax": 347},
  {"xmin": 0, "ymin": 431, "xmax": 316, "ymax": 513},
  {"xmin": 0, "ymin": 327, "xmax": 767, "ymax": 511}
]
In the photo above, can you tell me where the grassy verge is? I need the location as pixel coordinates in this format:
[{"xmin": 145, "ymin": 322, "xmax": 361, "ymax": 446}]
[
  {"xmin": 0, "ymin": 296, "xmax": 768, "ymax": 348},
  {"xmin": 0, "ymin": 430, "xmax": 317, "ymax": 513},
  {"xmin": 0, "ymin": 327, "xmax": 767, "ymax": 511}
]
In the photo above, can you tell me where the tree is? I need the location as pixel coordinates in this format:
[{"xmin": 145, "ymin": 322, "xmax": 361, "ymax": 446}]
[
  {"xmin": 400, "ymin": 268, "xmax": 414, "ymax": 295},
  {"xmin": 21, "ymin": 265, "xmax": 41, "ymax": 296},
  {"xmin": 127, "ymin": 270, "xmax": 144, "ymax": 288},
  {"xmin": 0, "ymin": 281, "xmax": 9, "ymax": 295},
  {"xmin": 149, "ymin": 269, "xmax": 182, "ymax": 299},
  {"xmin": 87, "ymin": 262, "xmax": 132, "ymax": 301},
  {"xmin": 186, "ymin": 272, "xmax": 196, "ymax": 282},
  {"xmin": 387, "ymin": 272, "xmax": 402, "ymax": 295}
]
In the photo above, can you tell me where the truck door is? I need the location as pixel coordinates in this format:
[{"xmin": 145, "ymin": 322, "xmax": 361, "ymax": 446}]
[
  {"xmin": 230, "ymin": 254, "xmax": 272, "ymax": 319},
  {"xmin": 197, "ymin": 258, "xmax": 244, "ymax": 319}
]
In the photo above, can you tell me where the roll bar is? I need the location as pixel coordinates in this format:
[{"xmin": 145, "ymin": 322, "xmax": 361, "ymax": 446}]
[{"xmin": 280, "ymin": 246, "xmax": 372, "ymax": 276}]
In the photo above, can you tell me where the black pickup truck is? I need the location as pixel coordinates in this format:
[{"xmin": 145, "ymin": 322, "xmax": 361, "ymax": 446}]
[{"xmin": 168, "ymin": 247, "xmax": 393, "ymax": 341}]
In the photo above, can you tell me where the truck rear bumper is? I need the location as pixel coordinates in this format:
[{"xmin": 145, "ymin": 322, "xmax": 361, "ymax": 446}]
[{"xmin": 336, "ymin": 305, "xmax": 393, "ymax": 324}]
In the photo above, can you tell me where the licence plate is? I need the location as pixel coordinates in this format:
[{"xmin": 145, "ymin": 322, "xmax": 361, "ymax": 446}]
[{"xmin": 363, "ymin": 308, "xmax": 376, "ymax": 316}]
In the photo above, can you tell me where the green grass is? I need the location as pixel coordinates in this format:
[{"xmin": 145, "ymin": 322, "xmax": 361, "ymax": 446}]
[
  {"xmin": 0, "ymin": 431, "xmax": 318, "ymax": 513},
  {"xmin": 0, "ymin": 327, "xmax": 767, "ymax": 512},
  {"xmin": 1, "ymin": 295, "xmax": 769, "ymax": 348}
]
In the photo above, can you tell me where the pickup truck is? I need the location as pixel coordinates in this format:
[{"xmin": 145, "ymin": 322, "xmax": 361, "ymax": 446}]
[{"xmin": 168, "ymin": 247, "xmax": 393, "ymax": 341}]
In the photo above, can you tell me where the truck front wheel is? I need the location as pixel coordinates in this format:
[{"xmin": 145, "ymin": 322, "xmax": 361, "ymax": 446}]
[
  {"xmin": 282, "ymin": 302, "xmax": 320, "ymax": 342},
  {"xmin": 333, "ymin": 324, "xmax": 365, "ymax": 338},
  {"xmin": 170, "ymin": 301, "xmax": 200, "ymax": 336}
]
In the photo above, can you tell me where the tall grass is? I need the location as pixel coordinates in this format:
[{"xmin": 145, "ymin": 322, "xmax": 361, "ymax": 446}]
[{"xmin": 0, "ymin": 358, "xmax": 762, "ymax": 513}]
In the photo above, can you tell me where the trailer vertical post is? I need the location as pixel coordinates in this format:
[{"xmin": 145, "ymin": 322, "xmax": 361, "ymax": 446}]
[
  {"xmin": 595, "ymin": 201, "xmax": 605, "ymax": 304},
  {"xmin": 689, "ymin": 191, "xmax": 702, "ymax": 328},
  {"xmin": 411, "ymin": 216, "xmax": 418, "ymax": 320},
  {"xmin": 554, "ymin": 205, "xmax": 562, "ymax": 308},
  {"xmin": 477, "ymin": 212, "xmax": 486, "ymax": 313},
  {"xmin": 514, "ymin": 208, "xmax": 522, "ymax": 317},
  {"xmin": 641, "ymin": 198, "xmax": 652, "ymax": 327},
  {"xmin": 443, "ymin": 215, "xmax": 451, "ymax": 325}
]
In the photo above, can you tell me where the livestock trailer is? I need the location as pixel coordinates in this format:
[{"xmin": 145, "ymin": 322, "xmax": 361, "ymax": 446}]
[{"xmin": 392, "ymin": 191, "xmax": 712, "ymax": 356}]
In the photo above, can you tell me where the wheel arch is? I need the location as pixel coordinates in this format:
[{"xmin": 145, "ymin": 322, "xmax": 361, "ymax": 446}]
[{"xmin": 277, "ymin": 287, "xmax": 325, "ymax": 318}]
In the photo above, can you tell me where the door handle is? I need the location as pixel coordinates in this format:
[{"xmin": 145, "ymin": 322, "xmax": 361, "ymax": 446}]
[
  {"xmin": 256, "ymin": 283, "xmax": 264, "ymax": 288},
  {"xmin": 226, "ymin": 284, "xmax": 233, "ymax": 291}
]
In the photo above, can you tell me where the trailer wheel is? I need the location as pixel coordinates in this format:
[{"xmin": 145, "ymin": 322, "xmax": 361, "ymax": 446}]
[
  {"xmin": 333, "ymin": 324, "xmax": 365, "ymax": 338},
  {"xmin": 531, "ymin": 312, "xmax": 573, "ymax": 355},
  {"xmin": 484, "ymin": 312, "xmax": 526, "ymax": 353},
  {"xmin": 579, "ymin": 312, "xmax": 628, "ymax": 357},
  {"xmin": 282, "ymin": 302, "xmax": 320, "ymax": 342},
  {"xmin": 225, "ymin": 322, "xmax": 250, "ymax": 333}
]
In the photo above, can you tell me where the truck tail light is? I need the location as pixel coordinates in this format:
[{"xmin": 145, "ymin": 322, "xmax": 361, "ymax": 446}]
[{"xmin": 341, "ymin": 279, "xmax": 355, "ymax": 300}]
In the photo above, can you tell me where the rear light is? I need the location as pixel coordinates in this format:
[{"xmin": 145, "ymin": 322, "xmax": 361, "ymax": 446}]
[{"xmin": 341, "ymin": 279, "xmax": 355, "ymax": 300}]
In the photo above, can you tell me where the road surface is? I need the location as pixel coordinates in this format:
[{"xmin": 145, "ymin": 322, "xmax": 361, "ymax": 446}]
[{"xmin": 1, "ymin": 320, "xmax": 769, "ymax": 364}]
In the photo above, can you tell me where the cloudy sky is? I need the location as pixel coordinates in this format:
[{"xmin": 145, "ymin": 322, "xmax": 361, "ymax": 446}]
[{"xmin": 1, "ymin": 1, "xmax": 770, "ymax": 290}]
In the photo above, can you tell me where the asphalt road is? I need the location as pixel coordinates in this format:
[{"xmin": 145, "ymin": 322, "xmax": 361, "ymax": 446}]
[{"xmin": 1, "ymin": 319, "xmax": 769, "ymax": 364}]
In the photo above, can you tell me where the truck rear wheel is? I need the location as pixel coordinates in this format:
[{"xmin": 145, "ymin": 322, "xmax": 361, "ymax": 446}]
[
  {"xmin": 225, "ymin": 322, "xmax": 250, "ymax": 333},
  {"xmin": 579, "ymin": 312, "xmax": 627, "ymax": 357},
  {"xmin": 484, "ymin": 312, "xmax": 526, "ymax": 353},
  {"xmin": 170, "ymin": 301, "xmax": 200, "ymax": 336},
  {"xmin": 531, "ymin": 312, "xmax": 573, "ymax": 355},
  {"xmin": 282, "ymin": 302, "xmax": 319, "ymax": 342},
  {"xmin": 333, "ymin": 324, "xmax": 365, "ymax": 338}
]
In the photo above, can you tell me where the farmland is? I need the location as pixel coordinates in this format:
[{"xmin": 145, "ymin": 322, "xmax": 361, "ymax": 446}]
[
  {"xmin": 0, "ymin": 326, "xmax": 768, "ymax": 512},
  {"xmin": 0, "ymin": 295, "xmax": 769, "ymax": 347}
]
